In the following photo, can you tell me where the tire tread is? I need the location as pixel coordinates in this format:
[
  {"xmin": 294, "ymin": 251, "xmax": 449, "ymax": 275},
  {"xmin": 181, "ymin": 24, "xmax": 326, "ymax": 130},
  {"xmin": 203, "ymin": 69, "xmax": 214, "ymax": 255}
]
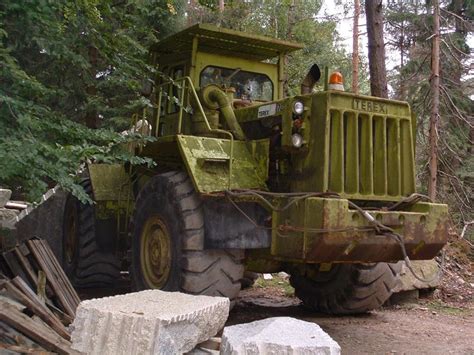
[{"xmin": 290, "ymin": 262, "xmax": 402, "ymax": 314}]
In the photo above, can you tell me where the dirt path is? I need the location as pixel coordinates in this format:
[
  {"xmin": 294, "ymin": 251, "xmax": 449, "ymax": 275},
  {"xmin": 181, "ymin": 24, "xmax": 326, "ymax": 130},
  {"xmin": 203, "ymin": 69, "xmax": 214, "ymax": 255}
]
[{"xmin": 228, "ymin": 286, "xmax": 474, "ymax": 354}]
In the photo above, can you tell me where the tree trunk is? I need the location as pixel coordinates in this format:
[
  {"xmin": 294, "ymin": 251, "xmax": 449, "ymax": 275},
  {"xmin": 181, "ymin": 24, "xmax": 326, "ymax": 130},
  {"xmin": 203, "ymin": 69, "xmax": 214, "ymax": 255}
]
[
  {"xmin": 283, "ymin": 0, "xmax": 297, "ymax": 97},
  {"xmin": 365, "ymin": 0, "xmax": 388, "ymax": 98},
  {"xmin": 216, "ymin": 0, "xmax": 225, "ymax": 26},
  {"xmin": 398, "ymin": 0, "xmax": 406, "ymax": 99},
  {"xmin": 428, "ymin": 0, "xmax": 440, "ymax": 201},
  {"xmin": 187, "ymin": 0, "xmax": 197, "ymax": 25},
  {"xmin": 85, "ymin": 45, "xmax": 98, "ymax": 129},
  {"xmin": 352, "ymin": 0, "xmax": 360, "ymax": 94}
]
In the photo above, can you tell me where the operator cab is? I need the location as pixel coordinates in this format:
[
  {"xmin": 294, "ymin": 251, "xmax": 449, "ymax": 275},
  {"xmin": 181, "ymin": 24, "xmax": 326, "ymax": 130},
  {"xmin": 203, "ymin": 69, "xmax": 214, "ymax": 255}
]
[{"xmin": 149, "ymin": 24, "xmax": 302, "ymax": 136}]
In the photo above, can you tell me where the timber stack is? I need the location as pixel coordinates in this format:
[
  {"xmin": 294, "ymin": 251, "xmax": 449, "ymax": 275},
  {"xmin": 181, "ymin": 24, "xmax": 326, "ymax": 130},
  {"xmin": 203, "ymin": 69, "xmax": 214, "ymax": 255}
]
[{"xmin": 0, "ymin": 188, "xmax": 80, "ymax": 354}]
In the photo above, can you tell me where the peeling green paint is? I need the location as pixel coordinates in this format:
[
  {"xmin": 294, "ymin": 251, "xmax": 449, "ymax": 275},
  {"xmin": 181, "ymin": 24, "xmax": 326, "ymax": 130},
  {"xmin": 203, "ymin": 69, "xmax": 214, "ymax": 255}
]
[
  {"xmin": 177, "ymin": 135, "xmax": 268, "ymax": 192},
  {"xmin": 271, "ymin": 197, "xmax": 448, "ymax": 263}
]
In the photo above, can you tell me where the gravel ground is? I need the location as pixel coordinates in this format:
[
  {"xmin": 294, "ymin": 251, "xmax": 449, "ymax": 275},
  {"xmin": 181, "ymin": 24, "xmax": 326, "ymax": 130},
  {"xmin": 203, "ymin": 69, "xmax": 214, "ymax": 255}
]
[{"xmin": 228, "ymin": 277, "xmax": 474, "ymax": 355}]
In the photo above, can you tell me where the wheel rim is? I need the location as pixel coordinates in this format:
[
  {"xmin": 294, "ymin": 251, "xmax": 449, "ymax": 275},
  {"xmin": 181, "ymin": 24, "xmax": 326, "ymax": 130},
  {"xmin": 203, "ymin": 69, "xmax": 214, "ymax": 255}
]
[
  {"xmin": 64, "ymin": 205, "xmax": 78, "ymax": 266},
  {"xmin": 140, "ymin": 215, "xmax": 172, "ymax": 288}
]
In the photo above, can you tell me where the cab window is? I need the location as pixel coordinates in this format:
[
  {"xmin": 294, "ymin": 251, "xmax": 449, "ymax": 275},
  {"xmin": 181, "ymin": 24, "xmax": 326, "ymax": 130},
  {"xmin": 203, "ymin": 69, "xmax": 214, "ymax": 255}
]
[{"xmin": 200, "ymin": 66, "xmax": 273, "ymax": 101}]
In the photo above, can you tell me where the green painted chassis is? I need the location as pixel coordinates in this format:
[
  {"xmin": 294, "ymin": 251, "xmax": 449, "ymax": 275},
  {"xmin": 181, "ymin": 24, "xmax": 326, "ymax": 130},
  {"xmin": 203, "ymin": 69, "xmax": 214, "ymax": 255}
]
[
  {"xmin": 88, "ymin": 150, "xmax": 448, "ymax": 266},
  {"xmin": 271, "ymin": 197, "xmax": 448, "ymax": 263},
  {"xmin": 88, "ymin": 83, "xmax": 448, "ymax": 266}
]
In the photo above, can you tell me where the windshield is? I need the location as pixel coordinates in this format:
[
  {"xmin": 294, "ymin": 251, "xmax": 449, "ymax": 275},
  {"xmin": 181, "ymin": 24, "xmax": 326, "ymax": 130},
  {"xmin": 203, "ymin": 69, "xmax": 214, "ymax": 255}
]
[{"xmin": 200, "ymin": 66, "xmax": 273, "ymax": 101}]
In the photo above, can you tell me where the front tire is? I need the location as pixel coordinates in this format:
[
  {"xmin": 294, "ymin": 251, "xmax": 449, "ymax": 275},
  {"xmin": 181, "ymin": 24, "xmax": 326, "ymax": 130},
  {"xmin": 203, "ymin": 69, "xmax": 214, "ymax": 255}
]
[
  {"xmin": 289, "ymin": 262, "xmax": 402, "ymax": 314},
  {"xmin": 131, "ymin": 171, "xmax": 244, "ymax": 302}
]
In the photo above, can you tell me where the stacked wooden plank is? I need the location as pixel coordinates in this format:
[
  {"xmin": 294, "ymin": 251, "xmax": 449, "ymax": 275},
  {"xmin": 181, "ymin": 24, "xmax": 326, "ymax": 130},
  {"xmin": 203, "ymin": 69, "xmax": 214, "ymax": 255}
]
[{"xmin": 0, "ymin": 238, "xmax": 80, "ymax": 354}]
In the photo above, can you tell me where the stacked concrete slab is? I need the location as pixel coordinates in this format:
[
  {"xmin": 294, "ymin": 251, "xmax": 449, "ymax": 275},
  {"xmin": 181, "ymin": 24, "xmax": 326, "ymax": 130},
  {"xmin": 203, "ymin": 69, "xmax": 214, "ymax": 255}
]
[
  {"xmin": 70, "ymin": 290, "xmax": 229, "ymax": 355},
  {"xmin": 221, "ymin": 317, "xmax": 341, "ymax": 355}
]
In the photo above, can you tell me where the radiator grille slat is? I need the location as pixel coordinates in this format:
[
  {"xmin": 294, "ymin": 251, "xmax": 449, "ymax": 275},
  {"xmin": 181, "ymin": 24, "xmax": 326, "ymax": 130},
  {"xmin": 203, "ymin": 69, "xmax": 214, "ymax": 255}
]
[
  {"xmin": 400, "ymin": 119, "xmax": 415, "ymax": 195},
  {"xmin": 344, "ymin": 112, "xmax": 359, "ymax": 194},
  {"xmin": 372, "ymin": 116, "xmax": 387, "ymax": 195},
  {"xmin": 359, "ymin": 114, "xmax": 374, "ymax": 195},
  {"xmin": 386, "ymin": 118, "xmax": 401, "ymax": 196},
  {"xmin": 329, "ymin": 110, "xmax": 344, "ymax": 192}
]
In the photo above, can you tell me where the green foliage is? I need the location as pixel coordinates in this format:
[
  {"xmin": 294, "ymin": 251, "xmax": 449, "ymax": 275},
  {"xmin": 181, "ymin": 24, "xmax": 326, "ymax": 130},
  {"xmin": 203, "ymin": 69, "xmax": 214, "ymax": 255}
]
[
  {"xmin": 0, "ymin": 0, "xmax": 184, "ymax": 202},
  {"xmin": 188, "ymin": 0, "xmax": 368, "ymax": 94}
]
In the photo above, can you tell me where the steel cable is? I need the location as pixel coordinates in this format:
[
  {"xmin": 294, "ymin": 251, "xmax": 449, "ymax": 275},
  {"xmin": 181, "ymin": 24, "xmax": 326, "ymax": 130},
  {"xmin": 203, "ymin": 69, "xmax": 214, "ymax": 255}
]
[{"xmin": 224, "ymin": 190, "xmax": 444, "ymax": 283}]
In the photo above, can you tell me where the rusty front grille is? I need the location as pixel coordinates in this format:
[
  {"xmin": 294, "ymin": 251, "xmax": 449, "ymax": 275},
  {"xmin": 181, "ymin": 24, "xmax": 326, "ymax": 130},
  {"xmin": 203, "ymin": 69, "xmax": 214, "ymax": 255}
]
[{"xmin": 328, "ymin": 108, "xmax": 415, "ymax": 200}]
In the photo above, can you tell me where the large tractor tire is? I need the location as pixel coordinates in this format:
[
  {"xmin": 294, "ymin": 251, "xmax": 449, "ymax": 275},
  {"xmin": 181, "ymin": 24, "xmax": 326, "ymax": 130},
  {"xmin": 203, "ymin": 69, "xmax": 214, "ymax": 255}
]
[
  {"xmin": 289, "ymin": 262, "xmax": 402, "ymax": 314},
  {"xmin": 62, "ymin": 179, "xmax": 121, "ymax": 288},
  {"xmin": 131, "ymin": 171, "xmax": 244, "ymax": 303}
]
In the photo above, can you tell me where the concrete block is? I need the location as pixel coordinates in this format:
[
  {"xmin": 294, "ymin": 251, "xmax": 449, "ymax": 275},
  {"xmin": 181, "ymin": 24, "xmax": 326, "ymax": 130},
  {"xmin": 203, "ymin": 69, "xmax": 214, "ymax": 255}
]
[
  {"xmin": 221, "ymin": 317, "xmax": 340, "ymax": 355},
  {"xmin": 391, "ymin": 289, "xmax": 420, "ymax": 305},
  {"xmin": 15, "ymin": 190, "xmax": 67, "ymax": 260},
  {"xmin": 0, "ymin": 208, "xmax": 19, "ymax": 226},
  {"xmin": 71, "ymin": 290, "xmax": 230, "ymax": 355},
  {"xmin": 393, "ymin": 260, "xmax": 440, "ymax": 292},
  {"xmin": 0, "ymin": 189, "xmax": 12, "ymax": 208}
]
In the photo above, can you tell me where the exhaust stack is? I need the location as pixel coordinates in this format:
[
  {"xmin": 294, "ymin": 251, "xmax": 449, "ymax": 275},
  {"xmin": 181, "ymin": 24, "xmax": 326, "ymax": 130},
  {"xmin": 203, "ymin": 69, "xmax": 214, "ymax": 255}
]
[{"xmin": 300, "ymin": 64, "xmax": 321, "ymax": 95}]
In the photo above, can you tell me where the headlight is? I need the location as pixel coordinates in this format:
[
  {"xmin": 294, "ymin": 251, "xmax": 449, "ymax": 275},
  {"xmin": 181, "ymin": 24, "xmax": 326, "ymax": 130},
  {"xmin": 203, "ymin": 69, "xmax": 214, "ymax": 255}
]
[
  {"xmin": 293, "ymin": 101, "xmax": 304, "ymax": 115},
  {"xmin": 291, "ymin": 133, "xmax": 303, "ymax": 148}
]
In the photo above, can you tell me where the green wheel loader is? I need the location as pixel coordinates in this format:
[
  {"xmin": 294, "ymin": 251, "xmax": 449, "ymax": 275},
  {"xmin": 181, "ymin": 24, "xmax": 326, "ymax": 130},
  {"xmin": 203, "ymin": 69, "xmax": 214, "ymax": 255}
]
[{"xmin": 63, "ymin": 24, "xmax": 448, "ymax": 314}]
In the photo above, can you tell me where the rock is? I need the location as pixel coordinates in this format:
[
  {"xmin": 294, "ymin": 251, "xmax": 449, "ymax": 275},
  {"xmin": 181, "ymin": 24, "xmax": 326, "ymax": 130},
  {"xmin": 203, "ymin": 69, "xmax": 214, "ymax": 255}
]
[
  {"xmin": 263, "ymin": 273, "xmax": 273, "ymax": 280},
  {"xmin": 71, "ymin": 290, "xmax": 229, "ymax": 355},
  {"xmin": 0, "ymin": 189, "xmax": 12, "ymax": 207},
  {"xmin": 221, "ymin": 317, "xmax": 340, "ymax": 355},
  {"xmin": 277, "ymin": 271, "xmax": 290, "ymax": 279}
]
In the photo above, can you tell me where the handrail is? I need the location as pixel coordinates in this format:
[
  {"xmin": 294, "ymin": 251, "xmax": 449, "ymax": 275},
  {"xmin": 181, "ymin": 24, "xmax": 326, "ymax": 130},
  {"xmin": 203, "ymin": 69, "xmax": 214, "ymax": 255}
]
[{"xmin": 153, "ymin": 76, "xmax": 234, "ymax": 189}]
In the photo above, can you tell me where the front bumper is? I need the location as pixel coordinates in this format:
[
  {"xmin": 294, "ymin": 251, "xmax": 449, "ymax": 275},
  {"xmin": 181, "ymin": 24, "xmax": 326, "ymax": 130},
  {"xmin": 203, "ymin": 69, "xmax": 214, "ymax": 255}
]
[{"xmin": 271, "ymin": 197, "xmax": 448, "ymax": 263}]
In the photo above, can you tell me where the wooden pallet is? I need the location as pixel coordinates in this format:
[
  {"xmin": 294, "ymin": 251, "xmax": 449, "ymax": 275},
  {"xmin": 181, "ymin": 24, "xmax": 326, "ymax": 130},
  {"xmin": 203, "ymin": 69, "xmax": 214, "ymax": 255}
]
[{"xmin": 0, "ymin": 238, "xmax": 80, "ymax": 353}]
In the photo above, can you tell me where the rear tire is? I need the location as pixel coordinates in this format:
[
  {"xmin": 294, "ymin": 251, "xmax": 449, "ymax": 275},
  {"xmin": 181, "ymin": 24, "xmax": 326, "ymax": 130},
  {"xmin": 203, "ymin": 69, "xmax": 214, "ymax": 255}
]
[
  {"xmin": 289, "ymin": 262, "xmax": 402, "ymax": 314},
  {"xmin": 131, "ymin": 171, "xmax": 244, "ymax": 303},
  {"xmin": 62, "ymin": 179, "xmax": 121, "ymax": 288}
]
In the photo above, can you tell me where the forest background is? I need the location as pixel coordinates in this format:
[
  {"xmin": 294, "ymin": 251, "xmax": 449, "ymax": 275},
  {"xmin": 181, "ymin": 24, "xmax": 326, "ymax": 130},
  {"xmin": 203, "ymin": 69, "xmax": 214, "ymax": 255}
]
[{"xmin": 0, "ymin": 0, "xmax": 472, "ymax": 241}]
